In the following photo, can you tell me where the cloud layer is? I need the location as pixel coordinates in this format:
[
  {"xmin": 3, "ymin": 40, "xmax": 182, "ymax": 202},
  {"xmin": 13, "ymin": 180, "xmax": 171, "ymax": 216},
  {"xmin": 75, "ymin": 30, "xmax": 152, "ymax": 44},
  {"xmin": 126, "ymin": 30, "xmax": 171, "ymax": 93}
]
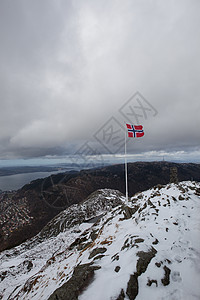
[{"xmin": 0, "ymin": 0, "xmax": 199, "ymax": 160}]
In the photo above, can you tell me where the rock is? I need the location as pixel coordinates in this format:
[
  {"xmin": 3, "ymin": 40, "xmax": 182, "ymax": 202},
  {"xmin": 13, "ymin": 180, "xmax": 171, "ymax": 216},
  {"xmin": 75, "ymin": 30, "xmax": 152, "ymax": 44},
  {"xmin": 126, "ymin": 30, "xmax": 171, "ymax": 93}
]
[
  {"xmin": 68, "ymin": 236, "xmax": 88, "ymax": 250},
  {"xmin": 170, "ymin": 167, "xmax": 178, "ymax": 184},
  {"xmin": 90, "ymin": 231, "xmax": 98, "ymax": 241},
  {"xmin": 195, "ymin": 188, "xmax": 200, "ymax": 196},
  {"xmin": 122, "ymin": 205, "xmax": 139, "ymax": 219},
  {"xmin": 116, "ymin": 289, "xmax": 125, "ymax": 300},
  {"xmin": 88, "ymin": 247, "xmax": 107, "ymax": 259},
  {"xmin": 111, "ymin": 253, "xmax": 119, "ymax": 261},
  {"xmin": 165, "ymin": 259, "xmax": 172, "ymax": 264},
  {"xmin": 124, "ymin": 247, "xmax": 157, "ymax": 300},
  {"xmin": 161, "ymin": 265, "xmax": 171, "ymax": 286},
  {"xmin": 23, "ymin": 260, "xmax": 33, "ymax": 271},
  {"xmin": 0, "ymin": 270, "xmax": 8, "ymax": 282},
  {"xmin": 147, "ymin": 278, "xmax": 158, "ymax": 287},
  {"xmin": 152, "ymin": 238, "xmax": 159, "ymax": 245},
  {"xmin": 155, "ymin": 262, "xmax": 162, "ymax": 268},
  {"xmin": 115, "ymin": 266, "xmax": 121, "ymax": 273},
  {"xmin": 155, "ymin": 184, "xmax": 164, "ymax": 190},
  {"xmin": 172, "ymin": 196, "xmax": 177, "ymax": 202},
  {"xmin": 134, "ymin": 238, "xmax": 144, "ymax": 244},
  {"xmin": 121, "ymin": 238, "xmax": 130, "ymax": 251},
  {"xmin": 136, "ymin": 247, "xmax": 157, "ymax": 276},
  {"xmin": 126, "ymin": 273, "xmax": 138, "ymax": 300},
  {"xmin": 48, "ymin": 263, "xmax": 101, "ymax": 300},
  {"xmin": 93, "ymin": 254, "xmax": 105, "ymax": 261}
]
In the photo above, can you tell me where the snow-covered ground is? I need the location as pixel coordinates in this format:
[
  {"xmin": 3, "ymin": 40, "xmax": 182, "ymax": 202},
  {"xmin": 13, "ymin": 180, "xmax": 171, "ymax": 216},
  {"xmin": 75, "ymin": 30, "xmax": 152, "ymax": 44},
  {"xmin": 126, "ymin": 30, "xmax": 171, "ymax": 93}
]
[{"xmin": 0, "ymin": 182, "xmax": 200, "ymax": 300}]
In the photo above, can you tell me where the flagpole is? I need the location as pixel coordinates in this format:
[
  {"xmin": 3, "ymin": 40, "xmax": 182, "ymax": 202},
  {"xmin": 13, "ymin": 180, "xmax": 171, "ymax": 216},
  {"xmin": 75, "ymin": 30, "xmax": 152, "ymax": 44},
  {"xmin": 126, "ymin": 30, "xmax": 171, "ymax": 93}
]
[{"xmin": 125, "ymin": 123, "xmax": 128, "ymax": 202}]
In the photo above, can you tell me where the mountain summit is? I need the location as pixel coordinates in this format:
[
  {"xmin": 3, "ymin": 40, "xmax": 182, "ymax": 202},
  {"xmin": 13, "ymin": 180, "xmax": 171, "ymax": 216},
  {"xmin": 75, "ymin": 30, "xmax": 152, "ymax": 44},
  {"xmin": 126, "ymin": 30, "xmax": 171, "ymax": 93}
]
[{"xmin": 0, "ymin": 181, "xmax": 200, "ymax": 299}]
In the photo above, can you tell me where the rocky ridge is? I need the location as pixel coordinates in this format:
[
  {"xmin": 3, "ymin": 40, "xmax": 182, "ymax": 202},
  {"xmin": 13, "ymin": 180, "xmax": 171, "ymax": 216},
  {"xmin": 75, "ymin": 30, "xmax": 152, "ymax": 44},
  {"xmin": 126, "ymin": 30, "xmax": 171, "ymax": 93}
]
[
  {"xmin": 1, "ymin": 161, "xmax": 200, "ymax": 252},
  {"xmin": 0, "ymin": 181, "xmax": 200, "ymax": 299}
]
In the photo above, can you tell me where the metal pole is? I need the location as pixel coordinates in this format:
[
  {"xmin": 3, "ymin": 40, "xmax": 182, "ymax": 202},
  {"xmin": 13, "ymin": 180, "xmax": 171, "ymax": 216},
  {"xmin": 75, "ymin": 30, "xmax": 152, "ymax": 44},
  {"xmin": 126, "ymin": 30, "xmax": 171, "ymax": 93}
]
[{"xmin": 125, "ymin": 123, "xmax": 128, "ymax": 201}]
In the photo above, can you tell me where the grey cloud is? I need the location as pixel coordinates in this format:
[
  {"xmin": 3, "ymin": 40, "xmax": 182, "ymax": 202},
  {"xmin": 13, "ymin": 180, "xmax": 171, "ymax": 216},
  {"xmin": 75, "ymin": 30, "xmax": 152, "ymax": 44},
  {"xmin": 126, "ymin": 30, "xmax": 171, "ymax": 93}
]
[{"xmin": 0, "ymin": 0, "xmax": 199, "ymax": 160}]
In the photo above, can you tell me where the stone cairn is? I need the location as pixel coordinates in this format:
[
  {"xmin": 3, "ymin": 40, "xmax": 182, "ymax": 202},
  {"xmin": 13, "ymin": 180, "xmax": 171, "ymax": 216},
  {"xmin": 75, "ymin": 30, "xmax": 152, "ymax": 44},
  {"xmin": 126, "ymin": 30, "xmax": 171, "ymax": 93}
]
[{"xmin": 170, "ymin": 167, "xmax": 178, "ymax": 184}]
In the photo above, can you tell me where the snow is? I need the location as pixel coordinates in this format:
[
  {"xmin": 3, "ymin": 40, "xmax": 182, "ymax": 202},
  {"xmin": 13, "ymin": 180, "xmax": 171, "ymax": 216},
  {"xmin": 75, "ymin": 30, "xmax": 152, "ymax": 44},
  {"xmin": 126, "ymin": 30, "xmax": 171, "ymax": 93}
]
[{"xmin": 0, "ymin": 182, "xmax": 200, "ymax": 299}]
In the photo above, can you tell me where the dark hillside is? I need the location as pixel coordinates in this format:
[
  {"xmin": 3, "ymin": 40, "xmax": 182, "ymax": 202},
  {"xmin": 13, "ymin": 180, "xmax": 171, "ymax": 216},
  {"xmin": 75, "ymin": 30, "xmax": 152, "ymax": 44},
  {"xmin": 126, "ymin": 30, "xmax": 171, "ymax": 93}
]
[{"xmin": 0, "ymin": 161, "xmax": 199, "ymax": 252}]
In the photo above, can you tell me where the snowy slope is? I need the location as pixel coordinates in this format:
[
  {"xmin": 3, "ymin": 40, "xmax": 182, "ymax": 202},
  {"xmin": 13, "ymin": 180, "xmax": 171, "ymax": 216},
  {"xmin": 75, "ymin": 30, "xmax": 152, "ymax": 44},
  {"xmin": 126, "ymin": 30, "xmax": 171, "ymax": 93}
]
[{"xmin": 0, "ymin": 182, "xmax": 200, "ymax": 300}]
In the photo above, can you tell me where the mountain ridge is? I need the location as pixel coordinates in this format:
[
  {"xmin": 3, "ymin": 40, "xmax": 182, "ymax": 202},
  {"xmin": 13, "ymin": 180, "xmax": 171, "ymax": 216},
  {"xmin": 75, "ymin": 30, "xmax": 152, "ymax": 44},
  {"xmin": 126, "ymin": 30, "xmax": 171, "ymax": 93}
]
[
  {"xmin": 0, "ymin": 180, "xmax": 200, "ymax": 299},
  {"xmin": 0, "ymin": 161, "xmax": 200, "ymax": 252}
]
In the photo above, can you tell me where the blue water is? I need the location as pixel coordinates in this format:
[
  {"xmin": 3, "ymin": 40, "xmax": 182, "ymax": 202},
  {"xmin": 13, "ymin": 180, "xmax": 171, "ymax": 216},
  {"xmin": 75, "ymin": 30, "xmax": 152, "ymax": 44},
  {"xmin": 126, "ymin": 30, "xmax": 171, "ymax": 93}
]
[{"xmin": 0, "ymin": 170, "xmax": 63, "ymax": 191}]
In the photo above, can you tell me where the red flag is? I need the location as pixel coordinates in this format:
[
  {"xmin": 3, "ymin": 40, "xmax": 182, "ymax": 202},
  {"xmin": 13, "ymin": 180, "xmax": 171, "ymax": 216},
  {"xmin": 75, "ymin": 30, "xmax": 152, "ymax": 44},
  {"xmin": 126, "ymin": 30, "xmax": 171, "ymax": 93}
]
[{"xmin": 126, "ymin": 124, "xmax": 144, "ymax": 138}]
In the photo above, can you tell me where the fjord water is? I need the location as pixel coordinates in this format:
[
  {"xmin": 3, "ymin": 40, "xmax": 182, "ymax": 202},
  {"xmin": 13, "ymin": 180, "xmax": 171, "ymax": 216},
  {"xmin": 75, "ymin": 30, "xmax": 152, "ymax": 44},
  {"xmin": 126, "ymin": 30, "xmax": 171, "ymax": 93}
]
[{"xmin": 0, "ymin": 170, "xmax": 63, "ymax": 191}]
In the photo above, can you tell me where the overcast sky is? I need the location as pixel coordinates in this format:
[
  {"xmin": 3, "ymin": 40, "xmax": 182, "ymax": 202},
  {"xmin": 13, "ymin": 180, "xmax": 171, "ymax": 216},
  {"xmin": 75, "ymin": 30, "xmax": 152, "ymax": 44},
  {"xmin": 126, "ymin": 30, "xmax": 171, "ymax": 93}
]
[{"xmin": 0, "ymin": 0, "xmax": 199, "ymax": 162}]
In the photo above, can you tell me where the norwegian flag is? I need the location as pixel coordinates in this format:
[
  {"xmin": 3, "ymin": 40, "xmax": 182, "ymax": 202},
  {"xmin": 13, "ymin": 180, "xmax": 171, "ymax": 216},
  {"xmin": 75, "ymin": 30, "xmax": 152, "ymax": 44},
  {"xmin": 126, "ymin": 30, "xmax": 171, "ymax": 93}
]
[{"xmin": 126, "ymin": 124, "xmax": 144, "ymax": 138}]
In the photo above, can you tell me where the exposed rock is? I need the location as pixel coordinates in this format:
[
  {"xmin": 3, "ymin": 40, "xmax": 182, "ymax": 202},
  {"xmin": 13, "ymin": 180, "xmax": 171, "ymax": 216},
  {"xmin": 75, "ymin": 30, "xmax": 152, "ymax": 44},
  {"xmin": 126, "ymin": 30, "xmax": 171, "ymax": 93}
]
[
  {"xmin": 116, "ymin": 289, "xmax": 125, "ymax": 300},
  {"xmin": 22, "ymin": 275, "xmax": 43, "ymax": 294},
  {"xmin": 48, "ymin": 263, "xmax": 101, "ymax": 300},
  {"xmin": 0, "ymin": 270, "xmax": 7, "ymax": 282},
  {"xmin": 170, "ymin": 167, "xmax": 178, "ymax": 184},
  {"xmin": 126, "ymin": 273, "xmax": 138, "ymax": 300},
  {"xmin": 121, "ymin": 236, "xmax": 144, "ymax": 250},
  {"xmin": 165, "ymin": 259, "xmax": 172, "ymax": 264},
  {"xmin": 77, "ymin": 242, "xmax": 91, "ymax": 251},
  {"xmin": 152, "ymin": 238, "xmax": 159, "ymax": 245},
  {"xmin": 173, "ymin": 222, "xmax": 178, "ymax": 226},
  {"xmin": 111, "ymin": 253, "xmax": 120, "ymax": 261},
  {"xmin": 172, "ymin": 196, "xmax": 177, "ymax": 202},
  {"xmin": 115, "ymin": 266, "xmax": 121, "ymax": 273},
  {"xmin": 136, "ymin": 247, "xmax": 157, "ymax": 276},
  {"xmin": 147, "ymin": 278, "xmax": 158, "ymax": 287},
  {"xmin": 90, "ymin": 231, "xmax": 98, "ymax": 241},
  {"xmin": 122, "ymin": 205, "xmax": 139, "ymax": 219},
  {"xmin": 68, "ymin": 236, "xmax": 88, "ymax": 250},
  {"xmin": 124, "ymin": 247, "xmax": 157, "ymax": 300},
  {"xmin": 88, "ymin": 247, "xmax": 107, "ymax": 259},
  {"xmin": 155, "ymin": 184, "xmax": 164, "ymax": 190},
  {"xmin": 155, "ymin": 262, "xmax": 162, "ymax": 268},
  {"xmin": 40, "ymin": 189, "xmax": 124, "ymax": 240},
  {"xmin": 161, "ymin": 265, "xmax": 171, "ymax": 286},
  {"xmin": 195, "ymin": 188, "xmax": 200, "ymax": 196},
  {"xmin": 134, "ymin": 238, "xmax": 144, "ymax": 244},
  {"xmin": 23, "ymin": 260, "xmax": 33, "ymax": 271},
  {"xmin": 93, "ymin": 254, "xmax": 105, "ymax": 261}
]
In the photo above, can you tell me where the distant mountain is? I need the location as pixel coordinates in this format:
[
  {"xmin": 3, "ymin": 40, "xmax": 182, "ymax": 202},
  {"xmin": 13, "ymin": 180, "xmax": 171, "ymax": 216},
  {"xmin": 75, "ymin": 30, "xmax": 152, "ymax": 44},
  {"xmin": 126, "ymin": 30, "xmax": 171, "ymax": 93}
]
[
  {"xmin": 0, "ymin": 181, "xmax": 199, "ymax": 299},
  {"xmin": 0, "ymin": 161, "xmax": 200, "ymax": 252}
]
